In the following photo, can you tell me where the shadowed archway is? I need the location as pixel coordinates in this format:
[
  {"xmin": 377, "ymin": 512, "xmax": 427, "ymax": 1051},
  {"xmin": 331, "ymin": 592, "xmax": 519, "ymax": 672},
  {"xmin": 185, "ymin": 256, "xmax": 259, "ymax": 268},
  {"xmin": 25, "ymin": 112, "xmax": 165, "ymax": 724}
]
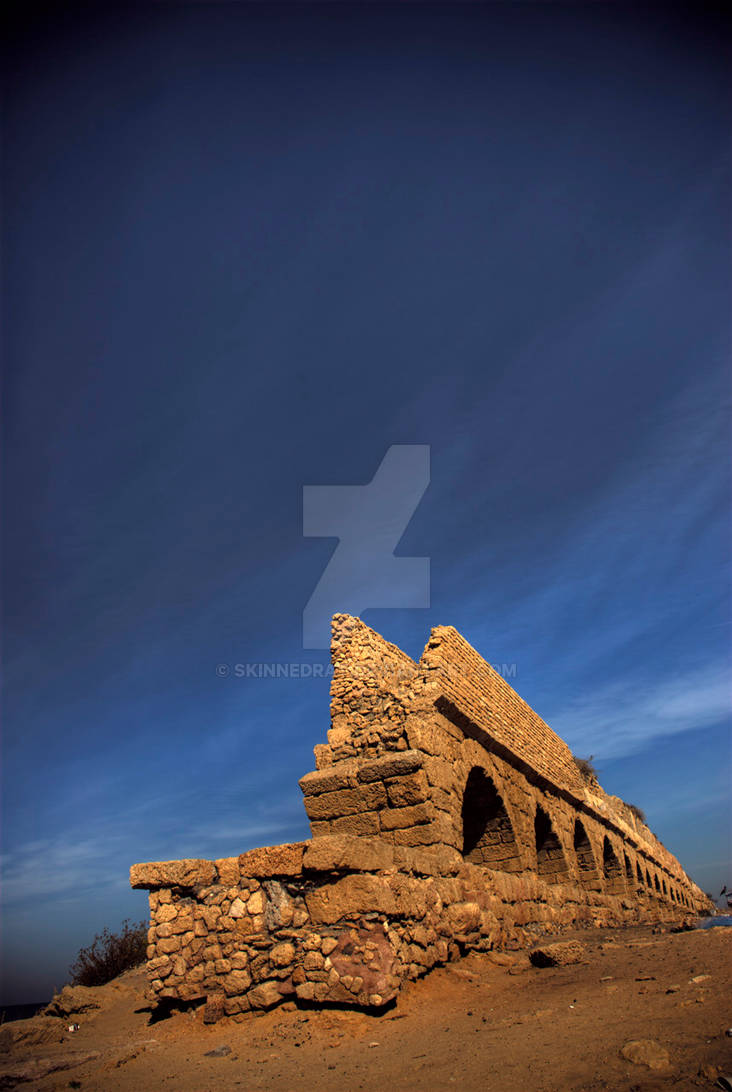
[
  {"xmin": 534, "ymin": 806, "xmax": 570, "ymax": 884},
  {"xmin": 461, "ymin": 768, "xmax": 521, "ymax": 871},
  {"xmin": 603, "ymin": 837, "xmax": 626, "ymax": 895},
  {"xmin": 624, "ymin": 852, "xmax": 634, "ymax": 885},
  {"xmin": 573, "ymin": 819, "xmax": 600, "ymax": 890}
]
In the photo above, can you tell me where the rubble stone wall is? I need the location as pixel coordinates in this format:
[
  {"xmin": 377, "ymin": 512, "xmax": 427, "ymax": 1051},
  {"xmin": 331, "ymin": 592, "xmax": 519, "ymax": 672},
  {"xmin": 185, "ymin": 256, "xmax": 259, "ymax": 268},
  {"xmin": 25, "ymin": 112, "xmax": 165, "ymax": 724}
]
[{"xmin": 131, "ymin": 615, "xmax": 711, "ymax": 1021}]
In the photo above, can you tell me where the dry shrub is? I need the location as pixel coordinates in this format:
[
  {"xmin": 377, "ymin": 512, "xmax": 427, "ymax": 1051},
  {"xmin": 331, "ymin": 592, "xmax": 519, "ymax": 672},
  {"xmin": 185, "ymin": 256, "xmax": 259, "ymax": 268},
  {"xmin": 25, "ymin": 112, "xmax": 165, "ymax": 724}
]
[{"xmin": 69, "ymin": 919, "xmax": 147, "ymax": 987}]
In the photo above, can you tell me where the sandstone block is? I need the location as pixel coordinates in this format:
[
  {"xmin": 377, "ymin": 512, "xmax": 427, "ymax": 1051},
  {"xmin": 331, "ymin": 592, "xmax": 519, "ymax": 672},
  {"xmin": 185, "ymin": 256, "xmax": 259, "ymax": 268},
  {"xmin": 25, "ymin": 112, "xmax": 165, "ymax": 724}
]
[
  {"xmin": 329, "ymin": 811, "xmax": 380, "ymax": 836},
  {"xmin": 393, "ymin": 844, "xmax": 462, "ymax": 876},
  {"xmin": 157, "ymin": 937, "xmax": 181, "ymax": 955},
  {"xmin": 299, "ymin": 763, "xmax": 357, "ymax": 797},
  {"xmin": 529, "ymin": 941, "xmax": 587, "ymax": 967},
  {"xmin": 202, "ymin": 994, "xmax": 225, "ymax": 1023},
  {"xmin": 156, "ymin": 903, "xmax": 178, "ymax": 924},
  {"xmin": 620, "ymin": 1040, "xmax": 670, "ymax": 1070},
  {"xmin": 385, "ymin": 771, "xmax": 429, "ymax": 807},
  {"xmin": 238, "ymin": 842, "xmax": 306, "ymax": 878},
  {"xmin": 380, "ymin": 803, "xmax": 433, "ymax": 831},
  {"xmin": 130, "ymin": 859, "xmax": 216, "ymax": 890},
  {"xmin": 215, "ymin": 857, "xmax": 240, "ymax": 885},
  {"xmin": 313, "ymin": 744, "xmax": 333, "ymax": 769},
  {"xmin": 270, "ymin": 942, "xmax": 295, "ymax": 968},
  {"xmin": 169, "ymin": 911, "xmax": 194, "ymax": 935},
  {"xmin": 304, "ymin": 783, "xmax": 387, "ymax": 821},
  {"xmin": 446, "ymin": 902, "xmax": 482, "ymax": 935},
  {"xmin": 306, "ymin": 874, "xmax": 397, "ymax": 924},
  {"xmin": 248, "ymin": 980, "xmax": 282, "ymax": 1009},
  {"xmin": 223, "ymin": 969, "xmax": 252, "ymax": 996},
  {"xmin": 247, "ymin": 890, "xmax": 265, "ymax": 915},
  {"xmin": 357, "ymin": 750, "xmax": 424, "ymax": 783},
  {"xmin": 303, "ymin": 834, "xmax": 394, "ymax": 873}
]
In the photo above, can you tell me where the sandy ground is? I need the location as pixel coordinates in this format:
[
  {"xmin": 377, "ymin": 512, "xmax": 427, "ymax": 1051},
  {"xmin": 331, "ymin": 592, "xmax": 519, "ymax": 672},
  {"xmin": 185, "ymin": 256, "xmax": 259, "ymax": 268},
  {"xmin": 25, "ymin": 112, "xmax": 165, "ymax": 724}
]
[{"xmin": 2, "ymin": 924, "xmax": 731, "ymax": 1091}]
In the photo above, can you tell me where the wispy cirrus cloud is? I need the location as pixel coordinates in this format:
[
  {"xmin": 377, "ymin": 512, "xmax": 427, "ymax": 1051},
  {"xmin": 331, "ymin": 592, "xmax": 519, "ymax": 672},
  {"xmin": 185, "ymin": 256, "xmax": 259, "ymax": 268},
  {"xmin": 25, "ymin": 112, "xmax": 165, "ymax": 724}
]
[
  {"xmin": 548, "ymin": 661, "xmax": 730, "ymax": 762},
  {"xmin": 0, "ymin": 811, "xmax": 302, "ymax": 907}
]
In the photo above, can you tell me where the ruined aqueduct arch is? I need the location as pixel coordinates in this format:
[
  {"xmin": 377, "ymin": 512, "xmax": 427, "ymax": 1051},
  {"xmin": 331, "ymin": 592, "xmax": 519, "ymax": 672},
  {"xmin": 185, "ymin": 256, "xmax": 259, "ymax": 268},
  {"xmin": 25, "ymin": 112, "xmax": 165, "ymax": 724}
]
[{"xmin": 131, "ymin": 615, "xmax": 711, "ymax": 1021}]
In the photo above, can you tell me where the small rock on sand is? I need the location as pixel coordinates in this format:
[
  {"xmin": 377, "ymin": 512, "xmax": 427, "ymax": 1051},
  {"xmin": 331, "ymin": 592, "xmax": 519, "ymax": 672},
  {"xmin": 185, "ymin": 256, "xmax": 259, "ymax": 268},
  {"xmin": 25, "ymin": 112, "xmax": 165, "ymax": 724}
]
[
  {"xmin": 620, "ymin": 1039, "xmax": 671, "ymax": 1070},
  {"xmin": 529, "ymin": 942, "xmax": 586, "ymax": 968}
]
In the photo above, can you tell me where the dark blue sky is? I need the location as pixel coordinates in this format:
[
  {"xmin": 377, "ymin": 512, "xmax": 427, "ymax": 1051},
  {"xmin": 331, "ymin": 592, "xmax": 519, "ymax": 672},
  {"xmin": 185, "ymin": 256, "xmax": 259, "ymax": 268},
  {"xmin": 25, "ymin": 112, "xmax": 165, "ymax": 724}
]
[{"xmin": 2, "ymin": 4, "xmax": 730, "ymax": 1004}]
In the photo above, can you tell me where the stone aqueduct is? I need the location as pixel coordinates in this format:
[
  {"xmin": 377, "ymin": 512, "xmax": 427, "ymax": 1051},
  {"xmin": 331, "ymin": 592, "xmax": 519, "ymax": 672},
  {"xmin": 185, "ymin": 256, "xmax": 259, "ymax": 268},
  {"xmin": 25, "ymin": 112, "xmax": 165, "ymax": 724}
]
[{"xmin": 131, "ymin": 615, "xmax": 710, "ymax": 1021}]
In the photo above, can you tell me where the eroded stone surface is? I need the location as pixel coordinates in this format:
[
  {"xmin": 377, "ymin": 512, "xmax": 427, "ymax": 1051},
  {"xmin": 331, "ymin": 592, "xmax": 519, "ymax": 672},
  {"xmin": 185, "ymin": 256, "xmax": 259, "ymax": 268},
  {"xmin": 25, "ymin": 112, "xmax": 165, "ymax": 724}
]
[
  {"xmin": 621, "ymin": 1039, "xmax": 671, "ymax": 1070},
  {"xmin": 530, "ymin": 941, "xmax": 587, "ymax": 967}
]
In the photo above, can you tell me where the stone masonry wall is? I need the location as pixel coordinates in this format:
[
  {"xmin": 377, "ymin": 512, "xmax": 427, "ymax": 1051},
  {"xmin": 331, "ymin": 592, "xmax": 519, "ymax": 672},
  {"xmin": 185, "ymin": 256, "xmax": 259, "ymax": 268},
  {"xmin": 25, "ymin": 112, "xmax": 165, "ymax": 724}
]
[{"xmin": 131, "ymin": 615, "xmax": 711, "ymax": 1021}]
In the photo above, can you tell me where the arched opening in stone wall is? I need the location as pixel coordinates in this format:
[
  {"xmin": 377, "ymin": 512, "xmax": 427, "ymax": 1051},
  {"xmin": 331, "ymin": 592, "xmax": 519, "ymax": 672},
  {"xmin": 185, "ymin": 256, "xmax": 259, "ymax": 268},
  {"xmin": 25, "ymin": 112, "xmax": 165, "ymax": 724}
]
[
  {"xmin": 645, "ymin": 868, "xmax": 652, "ymax": 889},
  {"xmin": 573, "ymin": 819, "xmax": 599, "ymax": 888},
  {"xmin": 461, "ymin": 767, "xmax": 521, "ymax": 871},
  {"xmin": 654, "ymin": 874, "xmax": 661, "ymax": 894},
  {"xmin": 636, "ymin": 860, "xmax": 644, "ymax": 887},
  {"xmin": 662, "ymin": 878, "xmax": 668, "ymax": 896},
  {"xmin": 670, "ymin": 887, "xmax": 675, "ymax": 902},
  {"xmin": 534, "ymin": 806, "xmax": 570, "ymax": 884},
  {"xmin": 624, "ymin": 852, "xmax": 633, "ymax": 884},
  {"xmin": 602, "ymin": 837, "xmax": 626, "ymax": 895}
]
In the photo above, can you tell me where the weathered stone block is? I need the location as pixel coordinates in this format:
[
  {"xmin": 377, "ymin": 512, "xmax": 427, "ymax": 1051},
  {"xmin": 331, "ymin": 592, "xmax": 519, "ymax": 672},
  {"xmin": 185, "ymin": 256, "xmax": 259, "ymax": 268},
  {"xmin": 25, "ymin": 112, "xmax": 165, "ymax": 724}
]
[
  {"xmin": 380, "ymin": 803, "xmax": 433, "ymax": 830},
  {"xmin": 215, "ymin": 857, "xmax": 240, "ymax": 885},
  {"xmin": 130, "ymin": 859, "xmax": 216, "ymax": 890},
  {"xmin": 223, "ymin": 969, "xmax": 252, "ymax": 995},
  {"xmin": 203, "ymin": 994, "xmax": 225, "ymax": 1023},
  {"xmin": 328, "ymin": 811, "xmax": 381, "ymax": 836},
  {"xmin": 238, "ymin": 842, "xmax": 306, "ymax": 878},
  {"xmin": 306, "ymin": 874, "xmax": 397, "ymax": 924},
  {"xmin": 303, "ymin": 835, "xmax": 394, "ymax": 873},
  {"xmin": 157, "ymin": 937, "xmax": 181, "ymax": 955},
  {"xmin": 248, "ymin": 980, "xmax": 282, "ymax": 1009},
  {"xmin": 304, "ymin": 784, "xmax": 387, "ymax": 821},
  {"xmin": 299, "ymin": 763, "xmax": 357, "ymax": 797},
  {"xmin": 529, "ymin": 941, "xmax": 587, "ymax": 967},
  {"xmin": 385, "ymin": 770, "xmax": 429, "ymax": 807},
  {"xmin": 356, "ymin": 750, "xmax": 424, "ymax": 783},
  {"xmin": 270, "ymin": 942, "xmax": 295, "ymax": 968}
]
